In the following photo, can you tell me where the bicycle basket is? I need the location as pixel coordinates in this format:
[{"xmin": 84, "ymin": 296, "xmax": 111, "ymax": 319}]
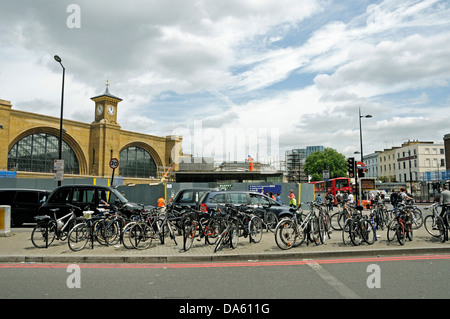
[{"xmin": 83, "ymin": 211, "xmax": 94, "ymax": 219}]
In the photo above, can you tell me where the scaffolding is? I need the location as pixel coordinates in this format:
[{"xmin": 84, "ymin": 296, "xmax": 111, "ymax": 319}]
[{"xmin": 285, "ymin": 149, "xmax": 308, "ymax": 183}]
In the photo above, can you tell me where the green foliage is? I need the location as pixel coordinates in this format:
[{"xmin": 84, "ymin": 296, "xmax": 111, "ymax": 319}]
[{"xmin": 304, "ymin": 148, "xmax": 348, "ymax": 182}]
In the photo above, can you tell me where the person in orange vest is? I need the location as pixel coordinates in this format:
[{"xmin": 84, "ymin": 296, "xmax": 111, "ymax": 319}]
[
  {"xmin": 157, "ymin": 197, "xmax": 166, "ymax": 207},
  {"xmin": 248, "ymin": 155, "xmax": 254, "ymax": 171}
]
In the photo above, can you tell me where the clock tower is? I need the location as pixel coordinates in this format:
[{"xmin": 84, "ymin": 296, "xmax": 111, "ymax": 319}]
[
  {"xmin": 89, "ymin": 81, "xmax": 123, "ymax": 176},
  {"xmin": 91, "ymin": 81, "xmax": 122, "ymax": 124}
]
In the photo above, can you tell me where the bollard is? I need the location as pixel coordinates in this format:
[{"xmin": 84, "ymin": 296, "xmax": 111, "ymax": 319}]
[{"xmin": 0, "ymin": 205, "xmax": 11, "ymax": 237}]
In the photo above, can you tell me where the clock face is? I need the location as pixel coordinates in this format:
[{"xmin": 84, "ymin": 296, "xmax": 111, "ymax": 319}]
[
  {"xmin": 96, "ymin": 104, "xmax": 103, "ymax": 115},
  {"xmin": 107, "ymin": 105, "xmax": 115, "ymax": 115}
]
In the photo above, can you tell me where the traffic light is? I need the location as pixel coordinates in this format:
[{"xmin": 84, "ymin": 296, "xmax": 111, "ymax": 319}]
[
  {"xmin": 357, "ymin": 167, "xmax": 365, "ymax": 178},
  {"xmin": 347, "ymin": 157, "xmax": 355, "ymax": 178}
]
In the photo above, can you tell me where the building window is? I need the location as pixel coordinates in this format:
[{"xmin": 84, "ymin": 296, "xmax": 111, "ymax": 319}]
[
  {"xmin": 7, "ymin": 133, "xmax": 79, "ymax": 174},
  {"xmin": 119, "ymin": 146, "xmax": 157, "ymax": 178}
]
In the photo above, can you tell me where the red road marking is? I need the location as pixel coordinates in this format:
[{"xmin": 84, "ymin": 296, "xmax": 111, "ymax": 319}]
[{"xmin": 0, "ymin": 254, "xmax": 449, "ymax": 269}]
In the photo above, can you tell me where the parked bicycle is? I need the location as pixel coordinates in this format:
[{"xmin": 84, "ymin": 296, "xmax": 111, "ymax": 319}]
[
  {"xmin": 341, "ymin": 205, "xmax": 376, "ymax": 246},
  {"xmin": 316, "ymin": 202, "xmax": 332, "ymax": 243},
  {"xmin": 253, "ymin": 205, "xmax": 278, "ymax": 232},
  {"xmin": 330, "ymin": 203, "xmax": 351, "ymax": 231},
  {"xmin": 214, "ymin": 205, "xmax": 241, "ymax": 253},
  {"xmin": 126, "ymin": 207, "xmax": 179, "ymax": 250},
  {"xmin": 274, "ymin": 202, "xmax": 321, "ymax": 250},
  {"xmin": 67, "ymin": 205, "xmax": 120, "ymax": 251},
  {"xmin": 235, "ymin": 205, "xmax": 263, "ymax": 244},
  {"xmin": 370, "ymin": 200, "xmax": 388, "ymax": 230},
  {"xmin": 182, "ymin": 207, "xmax": 223, "ymax": 251},
  {"xmin": 31, "ymin": 204, "xmax": 82, "ymax": 248},
  {"xmin": 424, "ymin": 203, "xmax": 449, "ymax": 242}
]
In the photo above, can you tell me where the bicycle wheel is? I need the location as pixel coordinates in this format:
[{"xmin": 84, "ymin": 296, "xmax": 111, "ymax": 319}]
[
  {"xmin": 386, "ymin": 218, "xmax": 398, "ymax": 242},
  {"xmin": 324, "ymin": 212, "xmax": 332, "ymax": 239},
  {"xmin": 92, "ymin": 219, "xmax": 108, "ymax": 246},
  {"xmin": 341, "ymin": 219, "xmax": 353, "ymax": 246},
  {"xmin": 214, "ymin": 226, "xmax": 228, "ymax": 253},
  {"xmin": 349, "ymin": 220, "xmax": 362, "ymax": 246},
  {"xmin": 68, "ymin": 222, "xmax": 90, "ymax": 251},
  {"xmin": 121, "ymin": 221, "xmax": 138, "ymax": 249},
  {"xmin": 318, "ymin": 215, "xmax": 326, "ymax": 244},
  {"xmin": 205, "ymin": 218, "xmax": 222, "ymax": 245},
  {"xmin": 275, "ymin": 219, "xmax": 301, "ymax": 249},
  {"xmin": 411, "ymin": 208, "xmax": 423, "ymax": 230},
  {"xmin": 265, "ymin": 212, "xmax": 278, "ymax": 232},
  {"xmin": 396, "ymin": 224, "xmax": 406, "ymax": 245},
  {"xmin": 424, "ymin": 215, "xmax": 439, "ymax": 237},
  {"xmin": 183, "ymin": 220, "xmax": 196, "ymax": 251},
  {"xmin": 129, "ymin": 223, "xmax": 153, "ymax": 249},
  {"xmin": 436, "ymin": 217, "xmax": 446, "ymax": 243},
  {"xmin": 310, "ymin": 217, "xmax": 320, "ymax": 245},
  {"xmin": 374, "ymin": 210, "xmax": 384, "ymax": 231},
  {"xmin": 104, "ymin": 220, "xmax": 120, "ymax": 245},
  {"xmin": 249, "ymin": 216, "xmax": 263, "ymax": 243},
  {"xmin": 230, "ymin": 220, "xmax": 239, "ymax": 249},
  {"xmin": 330, "ymin": 212, "xmax": 343, "ymax": 231},
  {"xmin": 31, "ymin": 221, "xmax": 56, "ymax": 248},
  {"xmin": 362, "ymin": 219, "xmax": 376, "ymax": 245}
]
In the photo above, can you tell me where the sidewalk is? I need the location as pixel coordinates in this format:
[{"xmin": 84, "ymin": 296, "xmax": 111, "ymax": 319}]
[{"xmin": 0, "ymin": 225, "xmax": 449, "ymax": 264}]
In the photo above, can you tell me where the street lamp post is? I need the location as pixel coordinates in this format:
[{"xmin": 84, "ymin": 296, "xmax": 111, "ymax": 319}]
[
  {"xmin": 54, "ymin": 55, "xmax": 65, "ymax": 187},
  {"xmin": 358, "ymin": 107, "xmax": 372, "ymax": 204}
]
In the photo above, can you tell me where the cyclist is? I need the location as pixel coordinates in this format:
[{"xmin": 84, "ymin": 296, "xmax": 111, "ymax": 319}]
[{"xmin": 399, "ymin": 187, "xmax": 413, "ymax": 205}]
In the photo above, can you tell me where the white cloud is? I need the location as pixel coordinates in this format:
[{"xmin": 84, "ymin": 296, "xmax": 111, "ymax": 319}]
[{"xmin": 1, "ymin": 0, "xmax": 449, "ymax": 162}]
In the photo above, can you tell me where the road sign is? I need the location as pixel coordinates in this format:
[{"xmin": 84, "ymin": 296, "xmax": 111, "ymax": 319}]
[
  {"xmin": 54, "ymin": 159, "xmax": 64, "ymax": 171},
  {"xmin": 109, "ymin": 158, "xmax": 119, "ymax": 169},
  {"xmin": 54, "ymin": 159, "xmax": 64, "ymax": 181}
]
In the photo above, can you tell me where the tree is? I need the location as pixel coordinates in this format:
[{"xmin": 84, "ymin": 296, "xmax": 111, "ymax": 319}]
[{"xmin": 304, "ymin": 148, "xmax": 348, "ymax": 182}]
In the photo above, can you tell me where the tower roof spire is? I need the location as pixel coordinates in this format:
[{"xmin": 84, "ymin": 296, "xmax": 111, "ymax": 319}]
[{"xmin": 91, "ymin": 80, "xmax": 122, "ymax": 101}]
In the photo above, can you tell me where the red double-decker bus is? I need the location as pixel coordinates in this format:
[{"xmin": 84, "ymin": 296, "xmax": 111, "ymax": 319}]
[{"xmin": 310, "ymin": 177, "xmax": 352, "ymax": 204}]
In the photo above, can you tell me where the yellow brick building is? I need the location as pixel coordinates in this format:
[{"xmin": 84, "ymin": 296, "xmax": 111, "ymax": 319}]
[{"xmin": 0, "ymin": 86, "xmax": 182, "ymax": 184}]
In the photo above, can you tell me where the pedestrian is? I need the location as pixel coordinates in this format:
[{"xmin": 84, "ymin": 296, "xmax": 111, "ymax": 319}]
[
  {"xmin": 440, "ymin": 185, "xmax": 450, "ymax": 225},
  {"xmin": 347, "ymin": 191, "xmax": 354, "ymax": 204},
  {"xmin": 269, "ymin": 192, "xmax": 276, "ymax": 201},
  {"xmin": 316, "ymin": 194, "xmax": 322, "ymax": 204},
  {"xmin": 276, "ymin": 193, "xmax": 282, "ymax": 204},
  {"xmin": 336, "ymin": 191, "xmax": 342, "ymax": 207},
  {"xmin": 326, "ymin": 191, "xmax": 334, "ymax": 211},
  {"xmin": 390, "ymin": 191, "xmax": 399, "ymax": 208},
  {"xmin": 399, "ymin": 187, "xmax": 413, "ymax": 205},
  {"xmin": 289, "ymin": 189, "xmax": 296, "ymax": 207}
]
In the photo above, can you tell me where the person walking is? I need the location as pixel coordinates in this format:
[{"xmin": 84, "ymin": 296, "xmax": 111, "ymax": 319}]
[
  {"xmin": 289, "ymin": 189, "xmax": 297, "ymax": 207},
  {"xmin": 276, "ymin": 193, "xmax": 282, "ymax": 204}
]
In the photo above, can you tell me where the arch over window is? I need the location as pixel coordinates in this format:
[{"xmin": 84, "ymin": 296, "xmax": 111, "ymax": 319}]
[
  {"xmin": 119, "ymin": 146, "xmax": 157, "ymax": 178},
  {"xmin": 8, "ymin": 133, "xmax": 80, "ymax": 174}
]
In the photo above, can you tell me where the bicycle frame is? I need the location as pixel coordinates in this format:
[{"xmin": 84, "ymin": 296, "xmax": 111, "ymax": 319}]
[
  {"xmin": 54, "ymin": 210, "xmax": 77, "ymax": 237},
  {"xmin": 396, "ymin": 211, "xmax": 413, "ymax": 244}
]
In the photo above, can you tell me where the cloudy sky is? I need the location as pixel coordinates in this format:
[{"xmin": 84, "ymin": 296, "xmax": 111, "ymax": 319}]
[{"xmin": 1, "ymin": 0, "xmax": 449, "ymax": 166}]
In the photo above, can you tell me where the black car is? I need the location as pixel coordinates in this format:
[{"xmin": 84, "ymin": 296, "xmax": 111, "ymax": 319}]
[
  {"xmin": 0, "ymin": 188, "xmax": 51, "ymax": 226},
  {"xmin": 39, "ymin": 184, "xmax": 151, "ymax": 218},
  {"xmin": 168, "ymin": 188, "xmax": 217, "ymax": 209},
  {"xmin": 197, "ymin": 190, "xmax": 295, "ymax": 219}
]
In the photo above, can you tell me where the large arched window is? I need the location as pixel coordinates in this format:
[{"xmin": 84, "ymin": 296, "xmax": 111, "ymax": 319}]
[
  {"xmin": 8, "ymin": 133, "xmax": 79, "ymax": 174},
  {"xmin": 119, "ymin": 146, "xmax": 157, "ymax": 178}
]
